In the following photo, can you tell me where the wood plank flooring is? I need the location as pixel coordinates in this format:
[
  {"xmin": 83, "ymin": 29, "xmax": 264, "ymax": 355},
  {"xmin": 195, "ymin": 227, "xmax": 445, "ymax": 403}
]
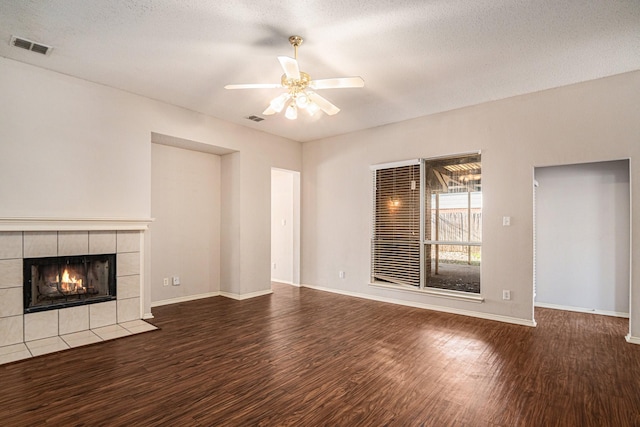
[{"xmin": 1, "ymin": 283, "xmax": 640, "ymax": 426}]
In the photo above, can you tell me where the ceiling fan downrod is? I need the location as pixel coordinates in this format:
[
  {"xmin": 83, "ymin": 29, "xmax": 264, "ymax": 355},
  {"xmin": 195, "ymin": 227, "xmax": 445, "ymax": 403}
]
[{"xmin": 289, "ymin": 35, "xmax": 303, "ymax": 60}]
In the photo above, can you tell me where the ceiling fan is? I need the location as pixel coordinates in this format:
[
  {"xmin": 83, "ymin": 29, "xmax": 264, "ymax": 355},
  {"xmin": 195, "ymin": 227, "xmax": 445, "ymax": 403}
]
[{"xmin": 224, "ymin": 35, "xmax": 364, "ymax": 120}]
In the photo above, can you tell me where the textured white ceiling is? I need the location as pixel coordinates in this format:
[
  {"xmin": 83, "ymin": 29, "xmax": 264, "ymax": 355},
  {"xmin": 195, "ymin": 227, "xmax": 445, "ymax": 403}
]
[{"xmin": 1, "ymin": 1, "xmax": 639, "ymax": 142}]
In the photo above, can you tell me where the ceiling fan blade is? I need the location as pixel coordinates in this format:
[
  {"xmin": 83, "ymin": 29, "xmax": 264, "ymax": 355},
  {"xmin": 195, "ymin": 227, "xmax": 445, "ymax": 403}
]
[
  {"xmin": 310, "ymin": 77, "xmax": 365, "ymax": 90},
  {"xmin": 308, "ymin": 92, "xmax": 340, "ymax": 116},
  {"xmin": 224, "ymin": 83, "xmax": 282, "ymax": 89},
  {"xmin": 262, "ymin": 106, "xmax": 277, "ymax": 115},
  {"xmin": 278, "ymin": 56, "xmax": 301, "ymax": 80}
]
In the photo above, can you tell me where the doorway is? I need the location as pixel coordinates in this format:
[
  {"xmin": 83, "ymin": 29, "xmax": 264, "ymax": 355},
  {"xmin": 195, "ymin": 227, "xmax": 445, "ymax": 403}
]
[
  {"xmin": 534, "ymin": 160, "xmax": 630, "ymax": 318},
  {"xmin": 271, "ymin": 168, "xmax": 301, "ymax": 285}
]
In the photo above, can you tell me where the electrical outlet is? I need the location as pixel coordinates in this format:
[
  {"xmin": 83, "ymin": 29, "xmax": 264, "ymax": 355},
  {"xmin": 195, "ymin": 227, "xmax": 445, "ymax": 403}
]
[
  {"xmin": 172, "ymin": 276, "xmax": 180, "ymax": 286},
  {"xmin": 273, "ymin": 262, "xmax": 277, "ymax": 269},
  {"xmin": 339, "ymin": 271, "xmax": 345, "ymax": 279},
  {"xmin": 163, "ymin": 277, "xmax": 169, "ymax": 287},
  {"xmin": 503, "ymin": 216, "xmax": 511, "ymax": 226},
  {"xmin": 502, "ymin": 290, "xmax": 511, "ymax": 300}
]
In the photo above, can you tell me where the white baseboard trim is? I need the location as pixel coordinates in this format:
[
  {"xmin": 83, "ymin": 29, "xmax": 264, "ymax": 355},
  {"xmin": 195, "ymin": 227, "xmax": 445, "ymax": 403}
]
[
  {"xmin": 625, "ymin": 334, "xmax": 640, "ymax": 345},
  {"xmin": 302, "ymin": 283, "xmax": 536, "ymax": 327},
  {"xmin": 271, "ymin": 278, "xmax": 292, "ymax": 285},
  {"xmin": 271, "ymin": 280, "xmax": 300, "ymax": 287},
  {"xmin": 142, "ymin": 312, "xmax": 154, "ymax": 320},
  {"xmin": 151, "ymin": 291, "xmax": 220, "ymax": 308},
  {"xmin": 535, "ymin": 302, "xmax": 629, "ymax": 318},
  {"xmin": 149, "ymin": 288, "xmax": 273, "ymax": 308},
  {"xmin": 220, "ymin": 289, "xmax": 273, "ymax": 300}
]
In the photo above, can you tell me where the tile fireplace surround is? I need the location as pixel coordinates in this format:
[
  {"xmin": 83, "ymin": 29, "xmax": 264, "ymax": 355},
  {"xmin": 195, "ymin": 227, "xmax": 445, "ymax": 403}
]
[{"xmin": 0, "ymin": 218, "xmax": 154, "ymax": 365}]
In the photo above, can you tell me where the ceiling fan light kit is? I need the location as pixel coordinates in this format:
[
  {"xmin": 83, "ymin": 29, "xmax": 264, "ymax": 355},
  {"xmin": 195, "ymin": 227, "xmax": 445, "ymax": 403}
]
[{"xmin": 224, "ymin": 35, "xmax": 364, "ymax": 120}]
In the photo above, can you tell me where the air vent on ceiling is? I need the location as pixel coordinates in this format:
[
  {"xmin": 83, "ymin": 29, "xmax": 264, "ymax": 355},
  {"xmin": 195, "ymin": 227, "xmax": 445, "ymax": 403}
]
[
  {"xmin": 10, "ymin": 35, "xmax": 53, "ymax": 56},
  {"xmin": 246, "ymin": 115, "xmax": 265, "ymax": 122}
]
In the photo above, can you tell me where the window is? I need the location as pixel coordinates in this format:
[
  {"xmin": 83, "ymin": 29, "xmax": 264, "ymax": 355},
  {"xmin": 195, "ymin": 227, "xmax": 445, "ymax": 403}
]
[
  {"xmin": 424, "ymin": 154, "xmax": 482, "ymax": 293},
  {"xmin": 371, "ymin": 154, "xmax": 482, "ymax": 294},
  {"xmin": 371, "ymin": 161, "xmax": 421, "ymax": 287}
]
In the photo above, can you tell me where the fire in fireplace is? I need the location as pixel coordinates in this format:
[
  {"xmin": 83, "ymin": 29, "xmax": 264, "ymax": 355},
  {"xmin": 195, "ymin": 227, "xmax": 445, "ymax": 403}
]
[{"xmin": 23, "ymin": 254, "xmax": 116, "ymax": 313}]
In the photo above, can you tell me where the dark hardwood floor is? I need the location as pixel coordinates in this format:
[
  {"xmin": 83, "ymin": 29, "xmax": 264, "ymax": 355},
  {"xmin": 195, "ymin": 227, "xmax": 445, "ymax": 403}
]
[{"xmin": 1, "ymin": 283, "xmax": 640, "ymax": 426}]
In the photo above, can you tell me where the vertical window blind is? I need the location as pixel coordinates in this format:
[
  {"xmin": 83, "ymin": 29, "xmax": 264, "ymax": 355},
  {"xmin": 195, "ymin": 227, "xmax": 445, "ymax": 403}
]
[{"xmin": 371, "ymin": 163, "xmax": 421, "ymax": 286}]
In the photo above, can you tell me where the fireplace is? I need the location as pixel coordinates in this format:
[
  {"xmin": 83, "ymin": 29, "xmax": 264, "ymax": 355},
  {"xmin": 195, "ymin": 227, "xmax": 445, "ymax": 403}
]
[{"xmin": 23, "ymin": 254, "xmax": 117, "ymax": 313}]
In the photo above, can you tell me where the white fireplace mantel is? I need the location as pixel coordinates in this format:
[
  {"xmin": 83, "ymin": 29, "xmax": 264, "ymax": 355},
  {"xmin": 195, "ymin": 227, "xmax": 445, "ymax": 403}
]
[{"xmin": 0, "ymin": 217, "xmax": 154, "ymax": 232}]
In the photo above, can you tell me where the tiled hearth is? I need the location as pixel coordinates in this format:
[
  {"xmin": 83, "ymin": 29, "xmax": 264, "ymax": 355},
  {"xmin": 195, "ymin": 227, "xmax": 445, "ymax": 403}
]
[{"xmin": 0, "ymin": 219, "xmax": 155, "ymax": 365}]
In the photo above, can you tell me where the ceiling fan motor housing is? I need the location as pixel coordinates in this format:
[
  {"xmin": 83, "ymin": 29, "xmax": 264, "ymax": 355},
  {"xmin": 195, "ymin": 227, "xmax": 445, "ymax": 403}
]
[{"xmin": 282, "ymin": 71, "xmax": 310, "ymax": 94}]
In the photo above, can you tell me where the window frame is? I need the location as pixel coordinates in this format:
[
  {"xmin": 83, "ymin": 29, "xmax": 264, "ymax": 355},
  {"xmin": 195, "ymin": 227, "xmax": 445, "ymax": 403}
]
[{"xmin": 370, "ymin": 152, "xmax": 483, "ymax": 300}]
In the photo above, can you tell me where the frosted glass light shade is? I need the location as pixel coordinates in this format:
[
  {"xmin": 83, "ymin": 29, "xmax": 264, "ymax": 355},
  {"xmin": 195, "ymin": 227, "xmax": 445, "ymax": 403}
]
[
  {"xmin": 285, "ymin": 103, "xmax": 297, "ymax": 120},
  {"xmin": 270, "ymin": 93, "xmax": 290, "ymax": 113}
]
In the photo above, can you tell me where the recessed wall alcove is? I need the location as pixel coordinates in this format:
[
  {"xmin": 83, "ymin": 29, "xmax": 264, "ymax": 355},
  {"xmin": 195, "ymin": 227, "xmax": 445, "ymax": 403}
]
[{"xmin": 0, "ymin": 218, "xmax": 154, "ymax": 364}]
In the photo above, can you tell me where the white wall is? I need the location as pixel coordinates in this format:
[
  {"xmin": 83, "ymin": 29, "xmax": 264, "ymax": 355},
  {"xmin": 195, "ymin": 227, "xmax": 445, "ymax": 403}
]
[
  {"xmin": 535, "ymin": 161, "xmax": 630, "ymax": 315},
  {"xmin": 302, "ymin": 71, "xmax": 640, "ymax": 337},
  {"xmin": 220, "ymin": 152, "xmax": 241, "ymax": 295},
  {"xmin": 150, "ymin": 143, "xmax": 221, "ymax": 303},
  {"xmin": 271, "ymin": 169, "xmax": 294, "ymax": 284},
  {"xmin": 0, "ymin": 65, "xmax": 150, "ymax": 218},
  {"xmin": 0, "ymin": 57, "xmax": 302, "ymax": 315}
]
